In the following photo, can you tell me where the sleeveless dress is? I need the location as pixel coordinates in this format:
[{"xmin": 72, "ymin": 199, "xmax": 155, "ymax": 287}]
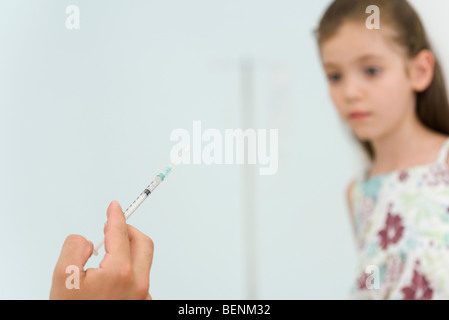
[{"xmin": 348, "ymin": 137, "xmax": 449, "ymax": 300}]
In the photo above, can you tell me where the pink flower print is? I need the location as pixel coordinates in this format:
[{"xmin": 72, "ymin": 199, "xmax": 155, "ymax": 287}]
[
  {"xmin": 422, "ymin": 164, "xmax": 449, "ymax": 186},
  {"xmin": 383, "ymin": 255, "xmax": 404, "ymax": 290},
  {"xmin": 398, "ymin": 170, "xmax": 408, "ymax": 182},
  {"xmin": 357, "ymin": 271, "xmax": 370, "ymax": 290},
  {"xmin": 401, "ymin": 269, "xmax": 433, "ymax": 300},
  {"xmin": 378, "ymin": 208, "xmax": 404, "ymax": 250},
  {"xmin": 361, "ymin": 197, "xmax": 375, "ymax": 225}
]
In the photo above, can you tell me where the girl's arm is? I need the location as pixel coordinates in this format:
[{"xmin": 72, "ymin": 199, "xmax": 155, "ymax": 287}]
[{"xmin": 346, "ymin": 179, "xmax": 356, "ymax": 233}]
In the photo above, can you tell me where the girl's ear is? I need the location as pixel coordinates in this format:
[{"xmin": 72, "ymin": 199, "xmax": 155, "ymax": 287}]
[{"xmin": 410, "ymin": 49, "xmax": 435, "ymax": 92}]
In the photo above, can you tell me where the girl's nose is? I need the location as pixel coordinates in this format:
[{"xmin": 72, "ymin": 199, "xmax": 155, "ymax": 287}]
[{"xmin": 342, "ymin": 76, "xmax": 364, "ymax": 102}]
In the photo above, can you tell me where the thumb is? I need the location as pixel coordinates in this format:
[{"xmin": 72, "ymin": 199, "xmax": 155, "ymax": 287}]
[{"xmin": 55, "ymin": 234, "xmax": 93, "ymax": 277}]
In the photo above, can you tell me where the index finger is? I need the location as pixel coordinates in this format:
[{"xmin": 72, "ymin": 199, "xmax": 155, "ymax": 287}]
[{"xmin": 99, "ymin": 200, "xmax": 132, "ymax": 269}]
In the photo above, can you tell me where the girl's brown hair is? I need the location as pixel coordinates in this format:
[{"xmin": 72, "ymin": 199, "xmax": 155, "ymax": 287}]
[{"xmin": 315, "ymin": 0, "xmax": 449, "ymax": 162}]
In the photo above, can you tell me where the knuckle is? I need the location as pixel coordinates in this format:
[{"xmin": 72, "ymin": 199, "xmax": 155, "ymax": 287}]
[
  {"xmin": 135, "ymin": 282, "xmax": 150, "ymax": 299},
  {"xmin": 143, "ymin": 235, "xmax": 154, "ymax": 250},
  {"xmin": 116, "ymin": 265, "xmax": 134, "ymax": 285},
  {"xmin": 64, "ymin": 234, "xmax": 92, "ymax": 256},
  {"xmin": 65, "ymin": 234, "xmax": 88, "ymax": 246}
]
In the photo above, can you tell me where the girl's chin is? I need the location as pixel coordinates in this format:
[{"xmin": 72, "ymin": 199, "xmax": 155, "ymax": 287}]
[{"xmin": 351, "ymin": 128, "xmax": 380, "ymax": 142}]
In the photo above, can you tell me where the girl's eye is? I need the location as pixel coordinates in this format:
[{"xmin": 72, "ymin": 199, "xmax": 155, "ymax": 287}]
[
  {"xmin": 365, "ymin": 67, "xmax": 381, "ymax": 76},
  {"xmin": 327, "ymin": 73, "xmax": 342, "ymax": 83}
]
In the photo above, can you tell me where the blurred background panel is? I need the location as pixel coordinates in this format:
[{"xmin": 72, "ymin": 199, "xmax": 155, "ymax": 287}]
[{"xmin": 0, "ymin": 0, "xmax": 444, "ymax": 299}]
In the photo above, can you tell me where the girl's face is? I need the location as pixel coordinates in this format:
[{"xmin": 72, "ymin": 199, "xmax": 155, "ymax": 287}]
[{"xmin": 320, "ymin": 21, "xmax": 416, "ymax": 142}]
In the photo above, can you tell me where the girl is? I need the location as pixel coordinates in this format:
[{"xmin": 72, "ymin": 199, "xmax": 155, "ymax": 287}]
[{"xmin": 316, "ymin": 0, "xmax": 449, "ymax": 299}]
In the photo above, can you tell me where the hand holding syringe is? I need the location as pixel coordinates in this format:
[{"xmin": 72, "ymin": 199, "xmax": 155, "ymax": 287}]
[{"xmin": 92, "ymin": 146, "xmax": 190, "ymax": 256}]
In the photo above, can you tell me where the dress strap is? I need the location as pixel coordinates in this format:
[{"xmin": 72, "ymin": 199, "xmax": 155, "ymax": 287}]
[{"xmin": 436, "ymin": 137, "xmax": 449, "ymax": 164}]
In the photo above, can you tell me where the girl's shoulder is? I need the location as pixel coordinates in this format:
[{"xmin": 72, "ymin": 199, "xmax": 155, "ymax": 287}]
[{"xmin": 429, "ymin": 134, "xmax": 449, "ymax": 170}]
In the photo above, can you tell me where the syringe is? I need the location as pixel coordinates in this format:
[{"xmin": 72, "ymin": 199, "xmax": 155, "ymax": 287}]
[{"xmin": 92, "ymin": 146, "xmax": 190, "ymax": 256}]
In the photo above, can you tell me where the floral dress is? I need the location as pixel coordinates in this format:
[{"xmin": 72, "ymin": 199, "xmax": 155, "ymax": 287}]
[{"xmin": 348, "ymin": 137, "xmax": 449, "ymax": 300}]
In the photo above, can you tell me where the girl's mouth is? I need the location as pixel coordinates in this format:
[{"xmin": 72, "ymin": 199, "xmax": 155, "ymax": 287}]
[{"xmin": 349, "ymin": 112, "xmax": 371, "ymax": 120}]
